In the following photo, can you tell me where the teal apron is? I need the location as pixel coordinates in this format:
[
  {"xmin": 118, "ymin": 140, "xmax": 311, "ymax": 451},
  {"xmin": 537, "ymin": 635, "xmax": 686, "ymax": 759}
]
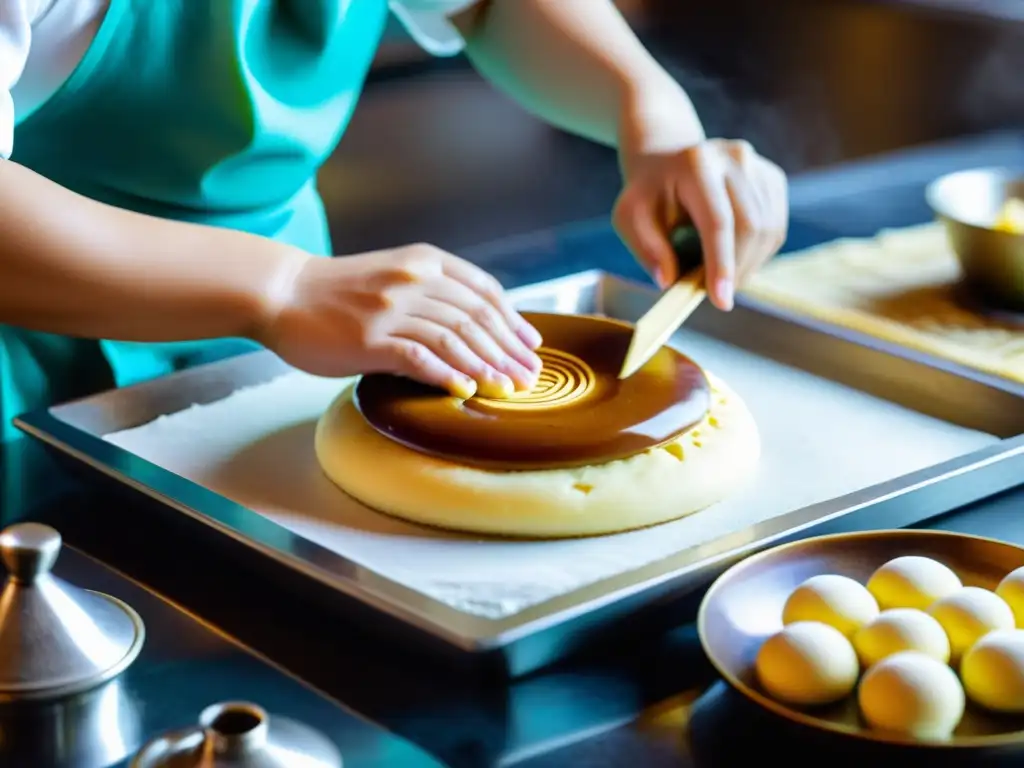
[{"xmin": 5, "ymin": 0, "xmax": 390, "ymax": 443}]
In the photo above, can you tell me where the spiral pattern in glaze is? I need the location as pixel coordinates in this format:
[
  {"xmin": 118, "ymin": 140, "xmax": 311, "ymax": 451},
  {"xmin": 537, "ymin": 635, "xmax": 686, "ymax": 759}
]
[{"xmin": 476, "ymin": 348, "xmax": 595, "ymax": 410}]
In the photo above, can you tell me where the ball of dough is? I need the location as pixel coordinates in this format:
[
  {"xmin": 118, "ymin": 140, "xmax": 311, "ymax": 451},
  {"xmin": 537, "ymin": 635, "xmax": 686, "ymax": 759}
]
[
  {"xmin": 755, "ymin": 621, "xmax": 860, "ymax": 706},
  {"xmin": 858, "ymin": 651, "xmax": 965, "ymax": 740},
  {"xmin": 853, "ymin": 609, "xmax": 951, "ymax": 668},
  {"xmin": 315, "ymin": 374, "xmax": 760, "ymax": 538},
  {"xmin": 995, "ymin": 566, "xmax": 1024, "ymax": 628},
  {"xmin": 961, "ymin": 630, "xmax": 1024, "ymax": 713},
  {"xmin": 866, "ymin": 556, "xmax": 962, "ymax": 611},
  {"xmin": 928, "ymin": 587, "xmax": 1014, "ymax": 662},
  {"xmin": 782, "ymin": 574, "xmax": 879, "ymax": 637}
]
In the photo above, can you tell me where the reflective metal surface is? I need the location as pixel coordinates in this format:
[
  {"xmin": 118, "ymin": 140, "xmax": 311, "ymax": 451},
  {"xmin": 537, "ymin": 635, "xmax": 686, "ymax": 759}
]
[
  {"xmin": 0, "ymin": 679, "xmax": 141, "ymax": 768},
  {"xmin": 32, "ymin": 540, "xmax": 442, "ymax": 768},
  {"xmin": 0, "ymin": 522, "xmax": 145, "ymax": 702},
  {"xmin": 926, "ymin": 168, "xmax": 1024, "ymax": 308},
  {"xmin": 132, "ymin": 701, "xmax": 342, "ymax": 768}
]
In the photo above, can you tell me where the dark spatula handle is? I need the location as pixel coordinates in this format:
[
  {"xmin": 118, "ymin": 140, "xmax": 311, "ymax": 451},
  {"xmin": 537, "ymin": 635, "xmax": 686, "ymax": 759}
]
[{"xmin": 670, "ymin": 225, "xmax": 704, "ymax": 278}]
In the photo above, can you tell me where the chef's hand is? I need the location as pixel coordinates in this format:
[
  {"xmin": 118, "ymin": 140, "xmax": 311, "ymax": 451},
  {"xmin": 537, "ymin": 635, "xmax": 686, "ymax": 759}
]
[
  {"xmin": 613, "ymin": 138, "xmax": 789, "ymax": 310},
  {"xmin": 257, "ymin": 245, "xmax": 543, "ymax": 398}
]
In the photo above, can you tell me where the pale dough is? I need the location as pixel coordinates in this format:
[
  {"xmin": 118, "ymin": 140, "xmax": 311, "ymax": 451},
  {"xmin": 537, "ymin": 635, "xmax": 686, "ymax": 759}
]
[
  {"xmin": 858, "ymin": 651, "xmax": 965, "ymax": 740},
  {"xmin": 755, "ymin": 621, "xmax": 860, "ymax": 706},
  {"xmin": 995, "ymin": 566, "xmax": 1024, "ymax": 628},
  {"xmin": 782, "ymin": 574, "xmax": 879, "ymax": 637},
  {"xmin": 866, "ymin": 556, "xmax": 963, "ymax": 612},
  {"xmin": 314, "ymin": 373, "xmax": 760, "ymax": 538},
  {"xmin": 745, "ymin": 223, "xmax": 1024, "ymax": 383}
]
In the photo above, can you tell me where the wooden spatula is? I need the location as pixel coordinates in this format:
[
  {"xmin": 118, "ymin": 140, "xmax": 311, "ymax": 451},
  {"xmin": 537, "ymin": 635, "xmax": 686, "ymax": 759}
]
[{"xmin": 618, "ymin": 226, "xmax": 706, "ymax": 380}]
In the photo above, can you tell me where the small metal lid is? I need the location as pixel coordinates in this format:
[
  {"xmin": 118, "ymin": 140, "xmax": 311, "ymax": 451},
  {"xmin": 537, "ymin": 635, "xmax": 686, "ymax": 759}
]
[
  {"xmin": 0, "ymin": 522, "xmax": 145, "ymax": 702},
  {"xmin": 132, "ymin": 701, "xmax": 343, "ymax": 767}
]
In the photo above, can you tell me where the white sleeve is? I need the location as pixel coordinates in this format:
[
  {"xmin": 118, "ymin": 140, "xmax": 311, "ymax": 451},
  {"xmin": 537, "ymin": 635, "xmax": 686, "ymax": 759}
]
[
  {"xmin": 388, "ymin": 0, "xmax": 479, "ymax": 57},
  {"xmin": 0, "ymin": 0, "xmax": 33, "ymax": 159}
]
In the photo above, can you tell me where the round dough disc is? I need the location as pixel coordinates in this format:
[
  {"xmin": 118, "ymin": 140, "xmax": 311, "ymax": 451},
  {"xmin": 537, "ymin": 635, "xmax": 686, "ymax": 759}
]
[{"xmin": 315, "ymin": 371, "xmax": 760, "ymax": 538}]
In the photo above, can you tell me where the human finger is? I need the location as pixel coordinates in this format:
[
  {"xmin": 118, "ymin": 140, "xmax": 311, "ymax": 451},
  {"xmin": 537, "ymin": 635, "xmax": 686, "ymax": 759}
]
[
  {"xmin": 377, "ymin": 338, "xmax": 479, "ymax": 399},
  {"xmin": 435, "ymin": 251, "xmax": 543, "ymax": 350},
  {"xmin": 677, "ymin": 146, "xmax": 736, "ymax": 309},
  {"xmin": 411, "ymin": 293, "xmax": 538, "ymax": 390},
  {"xmin": 612, "ymin": 186, "xmax": 680, "ymax": 288},
  {"xmin": 390, "ymin": 317, "xmax": 516, "ymax": 398}
]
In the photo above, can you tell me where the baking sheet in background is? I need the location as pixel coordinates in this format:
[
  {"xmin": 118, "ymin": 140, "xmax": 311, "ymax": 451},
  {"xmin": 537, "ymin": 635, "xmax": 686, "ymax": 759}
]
[
  {"xmin": 104, "ymin": 323, "xmax": 996, "ymax": 620},
  {"xmin": 747, "ymin": 222, "xmax": 1024, "ymax": 383}
]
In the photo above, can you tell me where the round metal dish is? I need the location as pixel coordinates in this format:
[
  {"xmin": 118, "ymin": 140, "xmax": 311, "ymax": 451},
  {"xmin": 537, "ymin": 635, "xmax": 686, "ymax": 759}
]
[
  {"xmin": 697, "ymin": 529, "xmax": 1024, "ymax": 749},
  {"xmin": 926, "ymin": 167, "xmax": 1024, "ymax": 309}
]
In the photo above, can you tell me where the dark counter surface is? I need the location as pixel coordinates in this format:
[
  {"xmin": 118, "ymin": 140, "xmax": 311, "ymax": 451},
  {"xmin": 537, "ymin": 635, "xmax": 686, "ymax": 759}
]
[{"xmin": 4, "ymin": 131, "xmax": 1024, "ymax": 768}]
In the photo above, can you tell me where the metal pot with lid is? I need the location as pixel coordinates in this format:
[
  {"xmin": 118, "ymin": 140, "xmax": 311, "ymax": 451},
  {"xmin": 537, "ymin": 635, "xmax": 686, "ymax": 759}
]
[
  {"xmin": 0, "ymin": 521, "xmax": 146, "ymax": 702},
  {"xmin": 132, "ymin": 701, "xmax": 343, "ymax": 767}
]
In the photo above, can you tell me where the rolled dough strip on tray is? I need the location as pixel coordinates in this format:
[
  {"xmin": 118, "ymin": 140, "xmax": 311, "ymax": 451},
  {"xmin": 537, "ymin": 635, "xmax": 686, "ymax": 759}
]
[{"xmin": 745, "ymin": 223, "xmax": 1024, "ymax": 383}]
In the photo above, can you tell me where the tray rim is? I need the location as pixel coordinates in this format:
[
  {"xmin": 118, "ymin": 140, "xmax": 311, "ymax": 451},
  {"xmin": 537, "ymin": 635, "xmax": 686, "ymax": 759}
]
[{"xmin": 15, "ymin": 269, "xmax": 1024, "ymax": 654}]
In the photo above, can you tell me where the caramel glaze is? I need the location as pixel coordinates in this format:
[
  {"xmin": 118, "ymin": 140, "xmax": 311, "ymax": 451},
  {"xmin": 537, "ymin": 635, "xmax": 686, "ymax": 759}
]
[{"xmin": 354, "ymin": 312, "xmax": 711, "ymax": 471}]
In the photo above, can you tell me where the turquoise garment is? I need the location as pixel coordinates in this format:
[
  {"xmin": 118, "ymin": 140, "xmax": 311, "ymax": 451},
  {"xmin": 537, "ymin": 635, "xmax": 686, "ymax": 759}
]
[{"xmin": 4, "ymin": 0, "xmax": 391, "ymax": 442}]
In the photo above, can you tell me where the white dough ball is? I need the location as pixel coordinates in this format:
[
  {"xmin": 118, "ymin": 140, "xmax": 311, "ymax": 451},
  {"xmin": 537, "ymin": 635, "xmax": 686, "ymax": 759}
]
[
  {"xmin": 782, "ymin": 574, "xmax": 880, "ymax": 637},
  {"xmin": 961, "ymin": 629, "xmax": 1024, "ymax": 713},
  {"xmin": 867, "ymin": 556, "xmax": 962, "ymax": 611},
  {"xmin": 858, "ymin": 651, "xmax": 965, "ymax": 740},
  {"xmin": 853, "ymin": 609, "xmax": 951, "ymax": 668},
  {"xmin": 995, "ymin": 566, "xmax": 1024, "ymax": 628},
  {"xmin": 755, "ymin": 621, "xmax": 859, "ymax": 706},
  {"xmin": 928, "ymin": 587, "xmax": 1015, "ymax": 662}
]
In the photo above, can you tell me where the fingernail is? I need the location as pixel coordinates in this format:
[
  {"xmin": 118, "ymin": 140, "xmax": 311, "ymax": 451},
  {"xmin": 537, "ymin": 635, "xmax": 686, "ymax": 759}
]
[
  {"xmin": 515, "ymin": 376, "xmax": 537, "ymax": 393},
  {"xmin": 505, "ymin": 360, "xmax": 537, "ymax": 390},
  {"xmin": 716, "ymin": 277, "xmax": 735, "ymax": 310},
  {"xmin": 516, "ymin": 317, "xmax": 543, "ymax": 349},
  {"xmin": 515, "ymin": 363, "xmax": 540, "ymax": 391},
  {"xmin": 652, "ymin": 267, "xmax": 667, "ymax": 289},
  {"xmin": 477, "ymin": 374, "xmax": 515, "ymax": 399},
  {"xmin": 451, "ymin": 377, "xmax": 477, "ymax": 400}
]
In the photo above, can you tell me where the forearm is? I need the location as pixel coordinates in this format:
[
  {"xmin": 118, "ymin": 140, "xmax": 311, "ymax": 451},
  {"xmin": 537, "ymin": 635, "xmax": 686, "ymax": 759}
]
[
  {"xmin": 458, "ymin": 0, "xmax": 704, "ymax": 153},
  {"xmin": 0, "ymin": 160, "xmax": 301, "ymax": 341}
]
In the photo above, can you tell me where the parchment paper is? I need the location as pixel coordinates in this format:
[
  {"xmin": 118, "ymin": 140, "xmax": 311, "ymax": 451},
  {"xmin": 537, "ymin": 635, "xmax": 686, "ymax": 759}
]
[{"xmin": 105, "ymin": 331, "xmax": 997, "ymax": 618}]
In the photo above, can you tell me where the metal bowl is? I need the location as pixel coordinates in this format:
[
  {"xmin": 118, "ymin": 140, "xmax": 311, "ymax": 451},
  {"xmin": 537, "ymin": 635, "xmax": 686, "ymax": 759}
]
[
  {"xmin": 926, "ymin": 168, "xmax": 1024, "ymax": 309},
  {"xmin": 697, "ymin": 529, "xmax": 1024, "ymax": 750}
]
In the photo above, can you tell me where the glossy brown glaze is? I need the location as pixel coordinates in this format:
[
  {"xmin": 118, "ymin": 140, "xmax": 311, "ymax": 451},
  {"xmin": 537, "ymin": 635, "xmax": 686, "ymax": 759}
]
[
  {"xmin": 698, "ymin": 529, "xmax": 1024, "ymax": 749},
  {"xmin": 354, "ymin": 312, "xmax": 710, "ymax": 470}
]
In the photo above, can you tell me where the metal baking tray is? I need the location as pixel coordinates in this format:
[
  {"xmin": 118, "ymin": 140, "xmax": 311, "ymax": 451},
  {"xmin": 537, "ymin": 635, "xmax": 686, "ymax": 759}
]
[{"xmin": 16, "ymin": 270, "xmax": 1024, "ymax": 677}]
